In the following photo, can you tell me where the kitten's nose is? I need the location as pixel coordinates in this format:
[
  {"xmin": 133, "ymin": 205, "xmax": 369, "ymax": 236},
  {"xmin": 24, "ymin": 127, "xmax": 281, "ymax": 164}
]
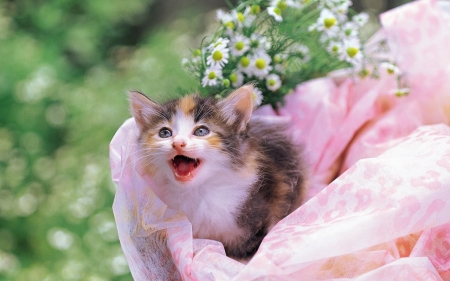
[{"xmin": 172, "ymin": 138, "xmax": 187, "ymax": 151}]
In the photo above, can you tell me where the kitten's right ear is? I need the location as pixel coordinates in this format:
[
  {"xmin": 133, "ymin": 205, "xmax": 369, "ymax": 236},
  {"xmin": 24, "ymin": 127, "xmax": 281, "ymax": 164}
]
[
  {"xmin": 129, "ymin": 91, "xmax": 162, "ymax": 132},
  {"xmin": 218, "ymin": 84, "xmax": 255, "ymax": 132}
]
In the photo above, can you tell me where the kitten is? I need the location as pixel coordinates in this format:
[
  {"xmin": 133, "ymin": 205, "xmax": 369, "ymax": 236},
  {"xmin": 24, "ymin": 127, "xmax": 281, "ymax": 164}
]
[{"xmin": 129, "ymin": 85, "xmax": 306, "ymax": 259}]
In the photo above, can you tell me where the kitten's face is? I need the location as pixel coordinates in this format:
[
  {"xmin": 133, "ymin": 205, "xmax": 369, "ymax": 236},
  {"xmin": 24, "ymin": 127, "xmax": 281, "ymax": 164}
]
[{"xmin": 130, "ymin": 85, "xmax": 254, "ymax": 186}]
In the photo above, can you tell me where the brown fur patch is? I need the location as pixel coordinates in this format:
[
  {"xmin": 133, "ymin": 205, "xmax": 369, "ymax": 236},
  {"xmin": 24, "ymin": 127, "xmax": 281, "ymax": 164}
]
[
  {"xmin": 179, "ymin": 95, "xmax": 196, "ymax": 116},
  {"xmin": 205, "ymin": 134, "xmax": 222, "ymax": 148},
  {"xmin": 241, "ymin": 149, "xmax": 259, "ymax": 176},
  {"xmin": 138, "ymin": 131, "xmax": 162, "ymax": 177}
]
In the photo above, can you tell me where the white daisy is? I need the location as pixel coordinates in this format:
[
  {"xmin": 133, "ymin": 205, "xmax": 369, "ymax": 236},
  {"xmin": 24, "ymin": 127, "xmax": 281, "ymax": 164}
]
[
  {"xmin": 206, "ymin": 44, "xmax": 230, "ymax": 68},
  {"xmin": 270, "ymin": 0, "xmax": 300, "ymax": 9},
  {"xmin": 312, "ymin": 9, "xmax": 340, "ymax": 40},
  {"xmin": 250, "ymin": 33, "xmax": 271, "ymax": 52},
  {"xmin": 341, "ymin": 37, "xmax": 363, "ymax": 65},
  {"xmin": 237, "ymin": 55, "xmax": 253, "ymax": 76},
  {"xmin": 327, "ymin": 41, "xmax": 343, "ymax": 56},
  {"xmin": 287, "ymin": 0, "xmax": 304, "ymax": 9},
  {"xmin": 319, "ymin": 0, "xmax": 351, "ymax": 9},
  {"xmin": 229, "ymin": 72, "xmax": 244, "ymax": 87},
  {"xmin": 340, "ymin": 22, "xmax": 359, "ymax": 40},
  {"xmin": 273, "ymin": 53, "xmax": 287, "ymax": 64},
  {"xmin": 353, "ymin": 13, "xmax": 369, "ymax": 27},
  {"xmin": 332, "ymin": 2, "xmax": 351, "ymax": 21},
  {"xmin": 216, "ymin": 9, "xmax": 231, "ymax": 22},
  {"xmin": 230, "ymin": 34, "xmax": 250, "ymax": 56},
  {"xmin": 317, "ymin": 9, "xmax": 338, "ymax": 30},
  {"xmin": 250, "ymin": 52, "xmax": 273, "ymax": 79},
  {"xmin": 290, "ymin": 43, "xmax": 309, "ymax": 55},
  {"xmin": 275, "ymin": 64, "xmax": 284, "ymax": 73},
  {"xmin": 380, "ymin": 62, "xmax": 401, "ymax": 75},
  {"xmin": 216, "ymin": 9, "xmax": 234, "ymax": 29},
  {"xmin": 266, "ymin": 74, "xmax": 282, "ymax": 91},
  {"xmin": 252, "ymin": 87, "xmax": 263, "ymax": 107},
  {"xmin": 207, "ymin": 38, "xmax": 230, "ymax": 51},
  {"xmin": 201, "ymin": 67, "xmax": 223, "ymax": 87},
  {"xmin": 270, "ymin": 0, "xmax": 287, "ymax": 8},
  {"xmin": 232, "ymin": 6, "xmax": 256, "ymax": 28},
  {"xmin": 273, "ymin": 53, "xmax": 287, "ymax": 72},
  {"xmin": 268, "ymin": 6, "xmax": 283, "ymax": 22}
]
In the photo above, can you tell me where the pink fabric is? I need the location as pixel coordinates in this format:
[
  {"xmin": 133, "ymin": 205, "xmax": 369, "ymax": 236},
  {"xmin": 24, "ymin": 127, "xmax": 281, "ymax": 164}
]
[{"xmin": 110, "ymin": 1, "xmax": 450, "ymax": 280}]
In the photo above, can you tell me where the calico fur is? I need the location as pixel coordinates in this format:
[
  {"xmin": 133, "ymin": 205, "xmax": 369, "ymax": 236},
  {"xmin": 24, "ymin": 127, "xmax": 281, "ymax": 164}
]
[{"xmin": 130, "ymin": 85, "xmax": 306, "ymax": 259}]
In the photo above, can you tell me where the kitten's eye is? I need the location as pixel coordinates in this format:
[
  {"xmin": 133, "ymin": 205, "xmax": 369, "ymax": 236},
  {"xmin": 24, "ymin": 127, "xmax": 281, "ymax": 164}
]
[
  {"xmin": 193, "ymin": 126, "xmax": 210, "ymax": 137},
  {"xmin": 158, "ymin": 128, "xmax": 172, "ymax": 138}
]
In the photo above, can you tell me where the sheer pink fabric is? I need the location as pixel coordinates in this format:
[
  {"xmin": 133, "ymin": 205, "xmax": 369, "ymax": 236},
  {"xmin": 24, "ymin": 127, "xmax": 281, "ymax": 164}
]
[{"xmin": 110, "ymin": 1, "xmax": 450, "ymax": 279}]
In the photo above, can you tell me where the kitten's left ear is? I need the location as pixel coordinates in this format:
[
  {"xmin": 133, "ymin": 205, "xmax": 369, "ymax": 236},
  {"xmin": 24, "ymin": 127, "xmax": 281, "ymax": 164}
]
[
  {"xmin": 218, "ymin": 84, "xmax": 255, "ymax": 132},
  {"xmin": 129, "ymin": 91, "xmax": 162, "ymax": 132}
]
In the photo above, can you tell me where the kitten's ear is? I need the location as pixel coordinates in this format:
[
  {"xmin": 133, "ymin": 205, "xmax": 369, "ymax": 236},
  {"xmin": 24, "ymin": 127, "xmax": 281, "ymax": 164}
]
[
  {"xmin": 129, "ymin": 91, "xmax": 162, "ymax": 132},
  {"xmin": 218, "ymin": 84, "xmax": 255, "ymax": 132}
]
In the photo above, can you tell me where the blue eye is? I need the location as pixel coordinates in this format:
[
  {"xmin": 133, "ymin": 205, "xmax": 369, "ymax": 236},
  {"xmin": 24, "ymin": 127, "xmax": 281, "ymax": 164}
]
[
  {"xmin": 159, "ymin": 128, "xmax": 172, "ymax": 138},
  {"xmin": 194, "ymin": 126, "xmax": 210, "ymax": 137}
]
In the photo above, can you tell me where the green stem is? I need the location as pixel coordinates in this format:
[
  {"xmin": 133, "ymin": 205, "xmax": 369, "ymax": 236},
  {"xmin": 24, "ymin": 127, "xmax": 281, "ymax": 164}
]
[
  {"xmin": 224, "ymin": 0, "xmax": 235, "ymax": 10},
  {"xmin": 296, "ymin": 7, "xmax": 320, "ymax": 24},
  {"xmin": 235, "ymin": 0, "xmax": 258, "ymax": 12},
  {"xmin": 200, "ymin": 36, "xmax": 209, "ymax": 70}
]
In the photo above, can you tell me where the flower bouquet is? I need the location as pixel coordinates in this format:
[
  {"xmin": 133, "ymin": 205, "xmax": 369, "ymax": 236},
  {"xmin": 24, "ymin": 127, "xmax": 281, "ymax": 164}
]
[
  {"xmin": 182, "ymin": 0, "xmax": 408, "ymax": 108},
  {"xmin": 110, "ymin": 0, "xmax": 450, "ymax": 280}
]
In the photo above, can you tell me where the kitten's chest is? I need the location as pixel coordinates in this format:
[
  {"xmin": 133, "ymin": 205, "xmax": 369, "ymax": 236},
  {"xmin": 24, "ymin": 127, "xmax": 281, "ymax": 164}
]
[{"xmin": 155, "ymin": 172, "xmax": 256, "ymax": 241}]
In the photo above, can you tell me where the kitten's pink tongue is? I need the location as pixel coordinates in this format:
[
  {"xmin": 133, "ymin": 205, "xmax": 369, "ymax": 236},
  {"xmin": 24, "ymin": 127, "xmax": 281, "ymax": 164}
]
[
  {"xmin": 176, "ymin": 161, "xmax": 195, "ymax": 176},
  {"xmin": 173, "ymin": 156, "xmax": 196, "ymax": 177}
]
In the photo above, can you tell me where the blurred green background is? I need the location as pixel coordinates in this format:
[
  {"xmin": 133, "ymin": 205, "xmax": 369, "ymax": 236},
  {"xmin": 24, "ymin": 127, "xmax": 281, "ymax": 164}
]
[{"xmin": 0, "ymin": 0, "xmax": 411, "ymax": 280}]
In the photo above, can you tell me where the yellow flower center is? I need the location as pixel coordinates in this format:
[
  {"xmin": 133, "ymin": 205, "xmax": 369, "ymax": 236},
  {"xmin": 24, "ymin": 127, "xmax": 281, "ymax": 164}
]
[
  {"xmin": 268, "ymin": 79, "xmax": 276, "ymax": 86},
  {"xmin": 255, "ymin": 58, "xmax": 266, "ymax": 70},
  {"xmin": 346, "ymin": 47, "xmax": 359, "ymax": 58},
  {"xmin": 240, "ymin": 56, "xmax": 250, "ymax": 67},
  {"xmin": 222, "ymin": 79, "xmax": 230, "ymax": 87},
  {"xmin": 252, "ymin": 92, "xmax": 258, "ymax": 100},
  {"xmin": 229, "ymin": 73, "xmax": 238, "ymax": 83},
  {"xmin": 273, "ymin": 7, "xmax": 282, "ymax": 16},
  {"xmin": 208, "ymin": 71, "xmax": 216, "ymax": 79},
  {"xmin": 395, "ymin": 89, "xmax": 409, "ymax": 97},
  {"xmin": 277, "ymin": 1, "xmax": 287, "ymax": 10},
  {"xmin": 250, "ymin": 5, "xmax": 261, "ymax": 14},
  {"xmin": 224, "ymin": 21, "xmax": 234, "ymax": 29},
  {"xmin": 193, "ymin": 49, "xmax": 202, "ymax": 57},
  {"xmin": 235, "ymin": 41, "xmax": 245, "ymax": 51},
  {"xmin": 274, "ymin": 55, "xmax": 282, "ymax": 64},
  {"xmin": 237, "ymin": 12, "xmax": 245, "ymax": 23},
  {"xmin": 359, "ymin": 69, "xmax": 370, "ymax": 78},
  {"xmin": 387, "ymin": 67, "xmax": 395, "ymax": 74},
  {"xmin": 331, "ymin": 45, "xmax": 339, "ymax": 52},
  {"xmin": 324, "ymin": 17, "xmax": 336, "ymax": 28},
  {"xmin": 212, "ymin": 50, "xmax": 223, "ymax": 61}
]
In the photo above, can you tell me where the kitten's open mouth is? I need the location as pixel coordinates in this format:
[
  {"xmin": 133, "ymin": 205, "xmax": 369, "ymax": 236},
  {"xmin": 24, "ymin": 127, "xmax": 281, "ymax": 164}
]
[{"xmin": 170, "ymin": 155, "xmax": 201, "ymax": 182}]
